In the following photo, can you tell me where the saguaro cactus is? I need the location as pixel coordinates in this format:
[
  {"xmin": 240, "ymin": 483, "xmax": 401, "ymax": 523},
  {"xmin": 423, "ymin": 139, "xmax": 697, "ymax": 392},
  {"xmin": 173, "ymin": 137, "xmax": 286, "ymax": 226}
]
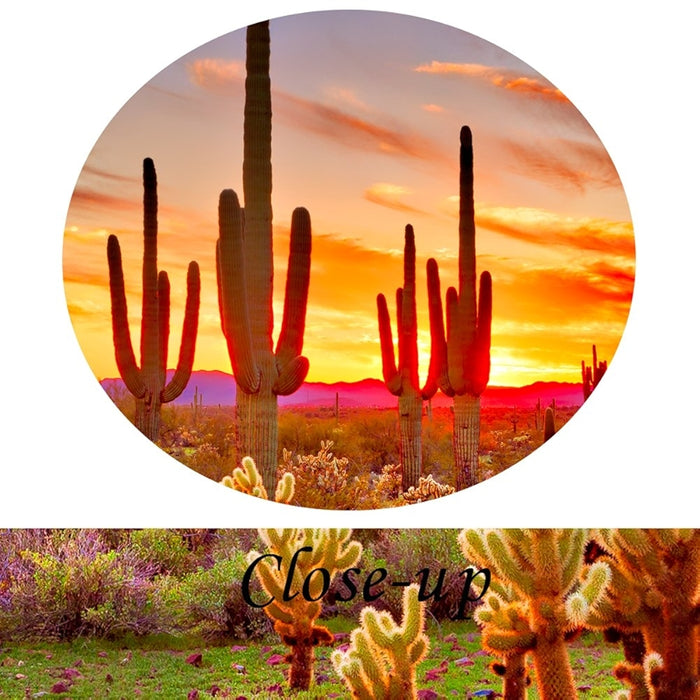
[
  {"xmin": 377, "ymin": 225, "xmax": 443, "ymax": 489},
  {"xmin": 581, "ymin": 344, "xmax": 607, "ymax": 400},
  {"xmin": 247, "ymin": 529, "xmax": 362, "ymax": 690},
  {"xmin": 107, "ymin": 157, "xmax": 200, "ymax": 441},
  {"xmin": 332, "ymin": 583, "xmax": 429, "ymax": 699},
  {"xmin": 216, "ymin": 21, "xmax": 312, "ymax": 496},
  {"xmin": 427, "ymin": 126, "xmax": 492, "ymax": 490},
  {"xmin": 459, "ymin": 529, "xmax": 611, "ymax": 700}
]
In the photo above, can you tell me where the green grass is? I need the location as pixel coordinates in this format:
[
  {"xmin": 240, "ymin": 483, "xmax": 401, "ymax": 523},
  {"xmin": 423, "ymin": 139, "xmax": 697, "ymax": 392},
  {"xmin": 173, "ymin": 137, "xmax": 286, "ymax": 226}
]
[{"xmin": 0, "ymin": 619, "xmax": 627, "ymax": 699}]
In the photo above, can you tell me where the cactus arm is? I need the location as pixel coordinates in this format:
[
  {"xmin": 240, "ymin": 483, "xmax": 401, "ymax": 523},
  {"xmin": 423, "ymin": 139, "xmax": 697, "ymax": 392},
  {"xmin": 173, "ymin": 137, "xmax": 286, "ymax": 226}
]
[
  {"xmin": 465, "ymin": 270, "xmax": 492, "ymax": 394},
  {"xmin": 421, "ymin": 258, "xmax": 447, "ymax": 399},
  {"xmin": 106, "ymin": 235, "xmax": 146, "ymax": 398},
  {"xmin": 217, "ymin": 189, "xmax": 261, "ymax": 394},
  {"xmin": 273, "ymin": 355, "xmax": 309, "ymax": 396},
  {"xmin": 158, "ymin": 270, "xmax": 169, "ymax": 392},
  {"xmin": 161, "ymin": 261, "xmax": 200, "ymax": 402},
  {"xmin": 275, "ymin": 206, "xmax": 312, "ymax": 371},
  {"xmin": 446, "ymin": 285, "xmax": 466, "ymax": 393},
  {"xmin": 377, "ymin": 293, "xmax": 402, "ymax": 395}
]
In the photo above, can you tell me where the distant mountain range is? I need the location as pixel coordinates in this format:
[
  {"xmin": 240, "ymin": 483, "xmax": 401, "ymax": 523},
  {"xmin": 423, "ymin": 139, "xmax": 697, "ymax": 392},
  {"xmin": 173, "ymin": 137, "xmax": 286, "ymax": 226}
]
[{"xmin": 100, "ymin": 370, "xmax": 583, "ymax": 409}]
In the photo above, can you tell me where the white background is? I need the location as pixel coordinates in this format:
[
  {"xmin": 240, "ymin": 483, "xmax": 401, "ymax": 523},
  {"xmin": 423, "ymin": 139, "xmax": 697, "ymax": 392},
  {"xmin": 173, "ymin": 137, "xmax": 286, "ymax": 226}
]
[{"xmin": 2, "ymin": 1, "xmax": 698, "ymax": 527}]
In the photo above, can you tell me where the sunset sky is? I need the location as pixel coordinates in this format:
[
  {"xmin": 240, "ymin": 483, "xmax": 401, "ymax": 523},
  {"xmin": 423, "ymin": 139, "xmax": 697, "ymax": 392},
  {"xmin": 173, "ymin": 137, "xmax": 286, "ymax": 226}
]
[{"xmin": 63, "ymin": 10, "xmax": 634, "ymax": 388}]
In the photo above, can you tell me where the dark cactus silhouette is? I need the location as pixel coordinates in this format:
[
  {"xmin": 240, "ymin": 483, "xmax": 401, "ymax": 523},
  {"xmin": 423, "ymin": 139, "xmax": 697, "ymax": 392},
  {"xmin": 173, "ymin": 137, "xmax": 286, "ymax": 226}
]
[
  {"xmin": 216, "ymin": 21, "xmax": 312, "ymax": 496},
  {"xmin": 581, "ymin": 344, "xmax": 607, "ymax": 400},
  {"xmin": 377, "ymin": 225, "xmax": 442, "ymax": 489},
  {"xmin": 543, "ymin": 406, "xmax": 556, "ymax": 443},
  {"xmin": 427, "ymin": 126, "xmax": 492, "ymax": 490},
  {"xmin": 107, "ymin": 157, "xmax": 200, "ymax": 441}
]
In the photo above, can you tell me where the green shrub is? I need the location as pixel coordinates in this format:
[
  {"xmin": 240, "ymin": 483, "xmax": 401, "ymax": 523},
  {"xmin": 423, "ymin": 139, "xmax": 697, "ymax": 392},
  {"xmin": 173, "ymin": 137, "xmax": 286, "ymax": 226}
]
[{"xmin": 163, "ymin": 554, "xmax": 271, "ymax": 640}]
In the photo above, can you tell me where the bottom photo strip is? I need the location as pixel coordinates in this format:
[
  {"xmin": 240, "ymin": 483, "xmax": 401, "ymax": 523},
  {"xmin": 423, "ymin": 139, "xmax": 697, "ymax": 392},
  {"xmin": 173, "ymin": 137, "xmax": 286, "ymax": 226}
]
[{"xmin": 0, "ymin": 529, "xmax": 697, "ymax": 699}]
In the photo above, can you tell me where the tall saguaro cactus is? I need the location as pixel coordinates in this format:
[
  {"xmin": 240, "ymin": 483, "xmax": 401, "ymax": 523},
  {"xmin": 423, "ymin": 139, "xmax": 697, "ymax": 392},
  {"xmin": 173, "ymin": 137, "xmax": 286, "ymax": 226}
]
[
  {"xmin": 107, "ymin": 157, "xmax": 200, "ymax": 441},
  {"xmin": 217, "ymin": 21, "xmax": 312, "ymax": 496},
  {"xmin": 377, "ymin": 225, "xmax": 442, "ymax": 489},
  {"xmin": 428, "ymin": 126, "xmax": 492, "ymax": 490}
]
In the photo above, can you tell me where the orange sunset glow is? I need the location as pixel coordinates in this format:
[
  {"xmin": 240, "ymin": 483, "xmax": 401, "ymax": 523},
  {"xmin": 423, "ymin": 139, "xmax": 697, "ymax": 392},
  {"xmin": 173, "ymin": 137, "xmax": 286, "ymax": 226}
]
[{"xmin": 62, "ymin": 10, "xmax": 634, "ymax": 389}]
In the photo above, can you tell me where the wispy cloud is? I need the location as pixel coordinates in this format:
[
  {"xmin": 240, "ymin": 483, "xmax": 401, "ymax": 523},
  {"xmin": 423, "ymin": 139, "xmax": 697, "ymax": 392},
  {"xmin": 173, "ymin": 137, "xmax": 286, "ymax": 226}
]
[
  {"xmin": 414, "ymin": 61, "xmax": 568, "ymax": 103},
  {"xmin": 81, "ymin": 166, "xmax": 139, "ymax": 184},
  {"xmin": 69, "ymin": 188, "xmax": 140, "ymax": 213},
  {"xmin": 187, "ymin": 56, "xmax": 448, "ymax": 164},
  {"xmin": 274, "ymin": 89, "xmax": 448, "ymax": 164},
  {"xmin": 474, "ymin": 205, "xmax": 635, "ymax": 258},
  {"xmin": 505, "ymin": 138, "xmax": 621, "ymax": 192},
  {"xmin": 187, "ymin": 58, "xmax": 244, "ymax": 93},
  {"xmin": 363, "ymin": 183, "xmax": 427, "ymax": 215}
]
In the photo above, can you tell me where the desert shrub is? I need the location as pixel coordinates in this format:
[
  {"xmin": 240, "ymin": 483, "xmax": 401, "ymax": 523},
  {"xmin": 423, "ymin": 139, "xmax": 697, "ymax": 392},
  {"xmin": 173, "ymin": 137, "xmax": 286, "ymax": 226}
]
[
  {"xmin": 357, "ymin": 529, "xmax": 470, "ymax": 621},
  {"xmin": 163, "ymin": 554, "xmax": 271, "ymax": 640},
  {"xmin": 127, "ymin": 529, "xmax": 204, "ymax": 577},
  {"xmin": 0, "ymin": 530, "xmax": 163, "ymax": 640}
]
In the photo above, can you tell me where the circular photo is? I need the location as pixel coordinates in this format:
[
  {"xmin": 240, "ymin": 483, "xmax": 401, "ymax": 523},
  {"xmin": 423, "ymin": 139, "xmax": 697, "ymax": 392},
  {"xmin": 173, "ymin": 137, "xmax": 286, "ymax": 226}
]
[{"xmin": 63, "ymin": 10, "xmax": 634, "ymax": 509}]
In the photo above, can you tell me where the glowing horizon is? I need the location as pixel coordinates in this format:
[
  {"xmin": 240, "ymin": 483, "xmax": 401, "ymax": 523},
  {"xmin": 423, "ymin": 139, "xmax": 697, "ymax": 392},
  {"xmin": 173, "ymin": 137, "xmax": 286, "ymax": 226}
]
[{"xmin": 63, "ymin": 11, "xmax": 634, "ymax": 388}]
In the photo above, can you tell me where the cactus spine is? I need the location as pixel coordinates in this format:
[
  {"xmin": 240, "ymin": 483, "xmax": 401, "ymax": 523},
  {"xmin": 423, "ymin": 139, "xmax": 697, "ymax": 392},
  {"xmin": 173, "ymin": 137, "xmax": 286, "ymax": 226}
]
[
  {"xmin": 377, "ymin": 225, "xmax": 442, "ymax": 489},
  {"xmin": 427, "ymin": 126, "xmax": 492, "ymax": 490},
  {"xmin": 332, "ymin": 583, "xmax": 429, "ymax": 699},
  {"xmin": 581, "ymin": 344, "xmax": 607, "ymax": 400},
  {"xmin": 107, "ymin": 158, "xmax": 200, "ymax": 441},
  {"xmin": 216, "ymin": 21, "xmax": 312, "ymax": 496},
  {"xmin": 248, "ymin": 529, "xmax": 362, "ymax": 690},
  {"xmin": 459, "ymin": 529, "xmax": 611, "ymax": 700}
]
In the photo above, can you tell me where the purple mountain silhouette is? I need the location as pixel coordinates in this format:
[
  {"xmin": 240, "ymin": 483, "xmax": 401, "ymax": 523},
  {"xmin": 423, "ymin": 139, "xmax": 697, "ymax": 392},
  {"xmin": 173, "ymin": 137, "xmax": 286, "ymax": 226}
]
[{"xmin": 100, "ymin": 370, "xmax": 583, "ymax": 409}]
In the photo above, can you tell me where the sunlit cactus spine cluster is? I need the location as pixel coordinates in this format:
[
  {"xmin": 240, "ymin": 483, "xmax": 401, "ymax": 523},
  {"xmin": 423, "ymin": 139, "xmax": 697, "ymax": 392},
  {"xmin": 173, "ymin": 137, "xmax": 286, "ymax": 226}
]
[
  {"xmin": 332, "ymin": 583, "xmax": 429, "ymax": 699},
  {"xmin": 220, "ymin": 456, "xmax": 295, "ymax": 504},
  {"xmin": 584, "ymin": 529, "xmax": 700, "ymax": 699},
  {"xmin": 107, "ymin": 157, "xmax": 200, "ymax": 442},
  {"xmin": 247, "ymin": 529, "xmax": 362, "ymax": 690},
  {"xmin": 459, "ymin": 528, "xmax": 611, "ymax": 700}
]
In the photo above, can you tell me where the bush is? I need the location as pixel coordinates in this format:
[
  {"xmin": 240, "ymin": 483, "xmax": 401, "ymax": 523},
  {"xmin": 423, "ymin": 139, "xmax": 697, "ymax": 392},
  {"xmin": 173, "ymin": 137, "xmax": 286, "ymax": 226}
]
[
  {"xmin": 163, "ymin": 554, "xmax": 271, "ymax": 640},
  {"xmin": 0, "ymin": 530, "xmax": 163, "ymax": 640}
]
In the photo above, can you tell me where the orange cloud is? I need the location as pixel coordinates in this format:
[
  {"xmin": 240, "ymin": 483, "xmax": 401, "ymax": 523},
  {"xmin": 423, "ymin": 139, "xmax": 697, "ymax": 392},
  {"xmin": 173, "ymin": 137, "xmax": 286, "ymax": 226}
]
[
  {"xmin": 363, "ymin": 183, "xmax": 427, "ymax": 215},
  {"xmin": 505, "ymin": 138, "xmax": 621, "ymax": 192},
  {"xmin": 473, "ymin": 205, "xmax": 635, "ymax": 258},
  {"xmin": 187, "ymin": 58, "xmax": 243, "ymax": 93},
  {"xmin": 422, "ymin": 104, "xmax": 444, "ymax": 113},
  {"xmin": 414, "ymin": 61, "xmax": 568, "ymax": 103}
]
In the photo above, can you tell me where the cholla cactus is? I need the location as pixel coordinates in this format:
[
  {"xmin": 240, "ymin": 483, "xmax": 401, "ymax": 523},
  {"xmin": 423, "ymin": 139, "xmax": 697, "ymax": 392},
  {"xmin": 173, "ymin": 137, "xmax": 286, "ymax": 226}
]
[
  {"xmin": 459, "ymin": 529, "xmax": 610, "ymax": 700},
  {"xmin": 586, "ymin": 529, "xmax": 700, "ymax": 699},
  {"xmin": 400, "ymin": 474, "xmax": 455, "ymax": 505},
  {"xmin": 220, "ymin": 456, "xmax": 295, "ymax": 504},
  {"xmin": 332, "ymin": 583, "xmax": 429, "ymax": 699},
  {"xmin": 247, "ymin": 529, "xmax": 362, "ymax": 690}
]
